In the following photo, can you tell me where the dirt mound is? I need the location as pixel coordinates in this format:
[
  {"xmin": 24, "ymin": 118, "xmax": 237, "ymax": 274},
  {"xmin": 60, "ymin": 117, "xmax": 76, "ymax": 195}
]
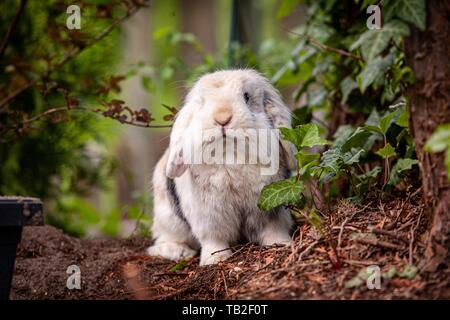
[{"xmin": 11, "ymin": 192, "xmax": 450, "ymax": 300}]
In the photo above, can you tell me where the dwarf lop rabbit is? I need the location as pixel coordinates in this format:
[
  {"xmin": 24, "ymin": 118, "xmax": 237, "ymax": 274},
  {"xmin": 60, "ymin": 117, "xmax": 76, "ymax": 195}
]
[{"xmin": 147, "ymin": 69, "xmax": 295, "ymax": 265}]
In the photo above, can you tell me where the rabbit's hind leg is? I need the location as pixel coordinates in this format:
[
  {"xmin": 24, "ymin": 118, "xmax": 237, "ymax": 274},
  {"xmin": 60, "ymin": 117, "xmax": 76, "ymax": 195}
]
[
  {"xmin": 245, "ymin": 208, "xmax": 293, "ymax": 246},
  {"xmin": 147, "ymin": 196, "xmax": 198, "ymax": 260},
  {"xmin": 147, "ymin": 154, "xmax": 198, "ymax": 261}
]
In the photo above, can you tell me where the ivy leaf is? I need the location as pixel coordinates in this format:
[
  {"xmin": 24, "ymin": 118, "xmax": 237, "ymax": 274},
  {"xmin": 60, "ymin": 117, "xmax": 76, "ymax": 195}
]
[
  {"xmin": 376, "ymin": 143, "xmax": 396, "ymax": 159},
  {"xmin": 388, "ymin": 158, "xmax": 419, "ymax": 186},
  {"xmin": 425, "ymin": 124, "xmax": 450, "ymax": 153},
  {"xmin": 296, "ymin": 150, "xmax": 320, "ymax": 167},
  {"xmin": 280, "ymin": 124, "xmax": 329, "ymax": 149},
  {"xmin": 258, "ymin": 177, "xmax": 305, "ymax": 211},
  {"xmin": 395, "ymin": 158, "xmax": 419, "ymax": 171},
  {"xmin": 425, "ymin": 124, "xmax": 450, "ymax": 179},
  {"xmin": 343, "ymin": 148, "xmax": 365, "ymax": 165},
  {"xmin": 307, "ymin": 86, "xmax": 327, "ymax": 107},
  {"xmin": 357, "ymin": 54, "xmax": 394, "ymax": 93},
  {"xmin": 292, "ymin": 107, "xmax": 313, "ymax": 127},
  {"xmin": 396, "ymin": 107, "xmax": 409, "ymax": 128},
  {"xmin": 380, "ymin": 109, "xmax": 400, "ymax": 134},
  {"xmin": 364, "ymin": 125, "xmax": 383, "ymax": 135},
  {"xmin": 364, "ymin": 109, "xmax": 402, "ymax": 136},
  {"xmin": 296, "ymin": 151, "xmax": 320, "ymax": 176},
  {"xmin": 340, "ymin": 77, "xmax": 358, "ymax": 104},
  {"xmin": 341, "ymin": 127, "xmax": 372, "ymax": 152},
  {"xmin": 301, "ymin": 123, "xmax": 330, "ymax": 147},
  {"xmin": 169, "ymin": 260, "xmax": 189, "ymax": 272},
  {"xmin": 350, "ymin": 20, "xmax": 409, "ymax": 62},
  {"xmin": 385, "ymin": 0, "xmax": 426, "ymax": 31},
  {"xmin": 366, "ymin": 166, "xmax": 382, "ymax": 179},
  {"xmin": 398, "ymin": 265, "xmax": 419, "ymax": 279},
  {"xmin": 280, "ymin": 127, "xmax": 303, "ymax": 150}
]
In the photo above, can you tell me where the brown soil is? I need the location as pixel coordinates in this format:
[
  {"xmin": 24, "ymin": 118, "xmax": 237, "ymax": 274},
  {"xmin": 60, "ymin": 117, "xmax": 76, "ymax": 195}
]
[{"xmin": 11, "ymin": 191, "xmax": 450, "ymax": 300}]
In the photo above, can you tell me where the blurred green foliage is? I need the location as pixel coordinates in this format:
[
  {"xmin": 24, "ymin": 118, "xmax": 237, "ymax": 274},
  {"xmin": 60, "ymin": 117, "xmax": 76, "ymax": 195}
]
[{"xmin": 0, "ymin": 0, "xmax": 127, "ymax": 236}]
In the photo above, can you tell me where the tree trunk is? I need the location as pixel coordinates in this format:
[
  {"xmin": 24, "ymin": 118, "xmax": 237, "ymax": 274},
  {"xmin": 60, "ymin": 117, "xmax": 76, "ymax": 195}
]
[{"xmin": 404, "ymin": 0, "xmax": 450, "ymax": 272}]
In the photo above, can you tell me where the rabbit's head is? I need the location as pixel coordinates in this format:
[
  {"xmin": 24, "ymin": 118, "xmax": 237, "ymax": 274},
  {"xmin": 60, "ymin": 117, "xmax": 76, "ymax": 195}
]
[{"xmin": 166, "ymin": 69, "xmax": 294, "ymax": 178}]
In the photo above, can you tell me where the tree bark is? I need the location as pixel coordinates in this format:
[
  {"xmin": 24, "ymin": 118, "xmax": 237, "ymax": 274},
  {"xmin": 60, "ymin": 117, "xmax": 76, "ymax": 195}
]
[{"xmin": 404, "ymin": 0, "xmax": 450, "ymax": 272}]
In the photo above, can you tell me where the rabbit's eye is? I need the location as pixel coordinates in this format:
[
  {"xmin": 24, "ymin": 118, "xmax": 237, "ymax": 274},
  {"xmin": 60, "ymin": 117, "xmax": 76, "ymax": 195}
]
[{"xmin": 243, "ymin": 92, "xmax": 250, "ymax": 104}]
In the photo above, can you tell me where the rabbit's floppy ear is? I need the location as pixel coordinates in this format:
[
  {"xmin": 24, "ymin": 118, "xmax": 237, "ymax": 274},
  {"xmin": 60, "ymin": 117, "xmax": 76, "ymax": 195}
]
[
  {"xmin": 263, "ymin": 85, "xmax": 291, "ymax": 129},
  {"xmin": 165, "ymin": 105, "xmax": 194, "ymax": 179},
  {"xmin": 166, "ymin": 143, "xmax": 188, "ymax": 178},
  {"xmin": 263, "ymin": 85, "xmax": 297, "ymax": 172}
]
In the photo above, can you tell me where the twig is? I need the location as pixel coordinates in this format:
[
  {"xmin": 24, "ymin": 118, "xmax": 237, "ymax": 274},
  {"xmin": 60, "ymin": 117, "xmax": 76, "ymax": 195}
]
[
  {"xmin": 282, "ymin": 26, "xmax": 362, "ymax": 61},
  {"xmin": 343, "ymin": 259, "xmax": 380, "ymax": 266},
  {"xmin": 299, "ymin": 240, "xmax": 320, "ymax": 261},
  {"xmin": 221, "ymin": 270, "xmax": 229, "ymax": 298},
  {"xmin": 2, "ymin": 104, "xmax": 171, "ymax": 134},
  {"xmin": 0, "ymin": 0, "xmax": 27, "ymax": 59},
  {"xmin": 354, "ymin": 237, "xmax": 404, "ymax": 250},
  {"xmin": 409, "ymin": 226, "xmax": 414, "ymax": 266},
  {"xmin": 337, "ymin": 202, "xmax": 372, "ymax": 250},
  {"xmin": 370, "ymin": 227, "xmax": 409, "ymax": 244},
  {"xmin": 409, "ymin": 211, "xmax": 423, "ymax": 266},
  {"xmin": 337, "ymin": 217, "xmax": 350, "ymax": 250},
  {"xmin": 0, "ymin": 3, "xmax": 143, "ymax": 109}
]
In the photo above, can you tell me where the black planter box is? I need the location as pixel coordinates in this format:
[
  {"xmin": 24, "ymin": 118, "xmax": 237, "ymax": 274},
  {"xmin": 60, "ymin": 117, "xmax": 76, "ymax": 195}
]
[{"xmin": 0, "ymin": 196, "xmax": 44, "ymax": 300}]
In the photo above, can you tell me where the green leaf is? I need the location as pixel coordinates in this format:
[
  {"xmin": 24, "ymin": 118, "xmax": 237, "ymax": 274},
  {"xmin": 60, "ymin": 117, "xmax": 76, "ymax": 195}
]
[
  {"xmin": 296, "ymin": 150, "xmax": 320, "ymax": 167},
  {"xmin": 343, "ymin": 148, "xmax": 365, "ymax": 165},
  {"xmin": 341, "ymin": 127, "xmax": 372, "ymax": 152},
  {"xmin": 388, "ymin": 158, "xmax": 419, "ymax": 186},
  {"xmin": 425, "ymin": 124, "xmax": 450, "ymax": 153},
  {"xmin": 296, "ymin": 151, "xmax": 320, "ymax": 176},
  {"xmin": 396, "ymin": 107, "xmax": 409, "ymax": 128},
  {"xmin": 307, "ymin": 86, "xmax": 327, "ymax": 107},
  {"xmin": 280, "ymin": 127, "xmax": 303, "ymax": 150},
  {"xmin": 385, "ymin": 0, "xmax": 426, "ymax": 31},
  {"xmin": 364, "ymin": 125, "xmax": 384, "ymax": 135},
  {"xmin": 396, "ymin": 158, "xmax": 419, "ymax": 172},
  {"xmin": 258, "ymin": 178, "xmax": 305, "ymax": 211},
  {"xmin": 376, "ymin": 143, "xmax": 396, "ymax": 159},
  {"xmin": 170, "ymin": 260, "xmax": 189, "ymax": 272},
  {"xmin": 425, "ymin": 124, "xmax": 450, "ymax": 179},
  {"xmin": 141, "ymin": 76, "xmax": 155, "ymax": 93},
  {"xmin": 398, "ymin": 265, "xmax": 419, "ymax": 279},
  {"xmin": 292, "ymin": 107, "xmax": 313, "ymax": 127},
  {"xmin": 382, "ymin": 267, "xmax": 398, "ymax": 280},
  {"xmin": 277, "ymin": 0, "xmax": 302, "ymax": 19},
  {"xmin": 280, "ymin": 124, "xmax": 329, "ymax": 149},
  {"xmin": 301, "ymin": 124, "xmax": 330, "ymax": 147},
  {"xmin": 380, "ymin": 109, "xmax": 399, "ymax": 134},
  {"xmin": 357, "ymin": 54, "xmax": 394, "ymax": 93},
  {"xmin": 340, "ymin": 77, "xmax": 358, "ymax": 104},
  {"xmin": 350, "ymin": 20, "xmax": 410, "ymax": 61}
]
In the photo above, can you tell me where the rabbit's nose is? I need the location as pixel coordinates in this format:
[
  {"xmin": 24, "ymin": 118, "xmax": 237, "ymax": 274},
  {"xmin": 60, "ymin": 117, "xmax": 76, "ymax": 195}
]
[{"xmin": 214, "ymin": 114, "xmax": 232, "ymax": 127}]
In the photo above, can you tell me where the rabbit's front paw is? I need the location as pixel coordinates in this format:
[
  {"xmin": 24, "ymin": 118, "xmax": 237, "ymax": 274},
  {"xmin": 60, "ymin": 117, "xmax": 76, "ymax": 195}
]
[
  {"xmin": 147, "ymin": 242, "xmax": 196, "ymax": 261},
  {"xmin": 200, "ymin": 244, "xmax": 231, "ymax": 266}
]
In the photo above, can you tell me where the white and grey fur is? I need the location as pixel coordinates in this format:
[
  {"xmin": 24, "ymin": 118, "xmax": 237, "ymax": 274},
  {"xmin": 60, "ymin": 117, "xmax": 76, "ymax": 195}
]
[{"xmin": 147, "ymin": 69, "xmax": 295, "ymax": 265}]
